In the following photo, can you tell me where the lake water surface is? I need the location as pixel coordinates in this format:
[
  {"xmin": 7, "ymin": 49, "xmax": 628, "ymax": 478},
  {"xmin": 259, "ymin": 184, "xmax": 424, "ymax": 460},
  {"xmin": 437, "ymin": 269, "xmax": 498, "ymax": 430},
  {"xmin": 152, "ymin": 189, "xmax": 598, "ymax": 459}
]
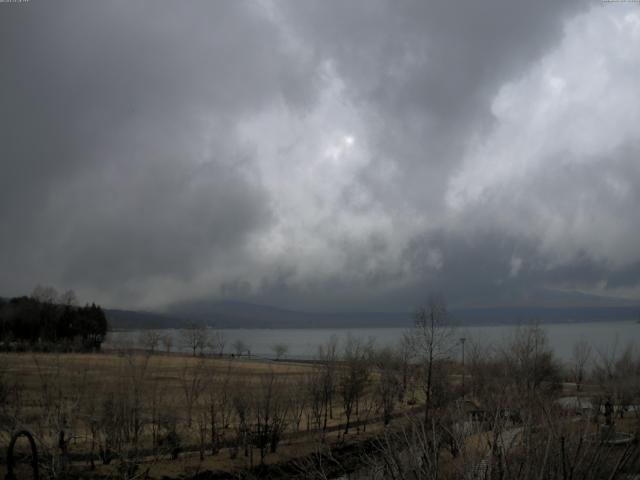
[{"xmin": 106, "ymin": 320, "xmax": 640, "ymax": 363}]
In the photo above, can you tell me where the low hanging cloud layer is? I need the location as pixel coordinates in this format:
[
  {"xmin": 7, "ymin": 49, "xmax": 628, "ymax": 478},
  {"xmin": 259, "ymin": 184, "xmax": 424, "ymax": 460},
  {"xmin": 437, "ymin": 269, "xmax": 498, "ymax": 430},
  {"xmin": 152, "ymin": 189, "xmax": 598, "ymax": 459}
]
[{"xmin": 1, "ymin": 0, "xmax": 639, "ymax": 311}]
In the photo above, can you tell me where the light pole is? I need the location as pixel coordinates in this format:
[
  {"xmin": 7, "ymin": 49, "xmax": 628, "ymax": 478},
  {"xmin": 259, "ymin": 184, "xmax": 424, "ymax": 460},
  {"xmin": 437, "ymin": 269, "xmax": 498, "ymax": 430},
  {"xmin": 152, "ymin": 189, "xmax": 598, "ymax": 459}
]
[{"xmin": 460, "ymin": 337, "xmax": 466, "ymax": 397}]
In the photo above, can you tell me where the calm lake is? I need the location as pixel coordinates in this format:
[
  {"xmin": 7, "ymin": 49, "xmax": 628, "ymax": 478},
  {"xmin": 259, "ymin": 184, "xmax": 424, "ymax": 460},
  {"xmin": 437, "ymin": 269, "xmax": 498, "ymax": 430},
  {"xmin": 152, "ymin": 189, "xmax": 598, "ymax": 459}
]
[{"xmin": 105, "ymin": 320, "xmax": 640, "ymax": 363}]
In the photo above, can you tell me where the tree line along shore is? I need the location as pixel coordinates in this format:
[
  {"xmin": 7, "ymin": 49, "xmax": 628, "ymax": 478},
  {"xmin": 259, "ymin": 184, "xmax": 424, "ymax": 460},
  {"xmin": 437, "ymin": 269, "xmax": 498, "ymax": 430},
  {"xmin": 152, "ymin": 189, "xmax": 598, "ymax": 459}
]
[{"xmin": 0, "ymin": 287, "xmax": 108, "ymax": 352}]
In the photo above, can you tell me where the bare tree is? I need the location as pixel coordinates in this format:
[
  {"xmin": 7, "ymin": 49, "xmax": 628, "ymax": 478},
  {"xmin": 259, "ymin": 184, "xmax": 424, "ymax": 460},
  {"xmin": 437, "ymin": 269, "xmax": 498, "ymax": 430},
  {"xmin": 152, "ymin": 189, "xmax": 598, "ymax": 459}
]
[
  {"xmin": 230, "ymin": 378, "xmax": 253, "ymax": 460},
  {"xmin": 396, "ymin": 334, "xmax": 414, "ymax": 403},
  {"xmin": 178, "ymin": 359, "xmax": 206, "ymax": 427},
  {"xmin": 354, "ymin": 392, "xmax": 640, "ymax": 480},
  {"xmin": 123, "ymin": 352, "xmax": 150, "ymax": 450},
  {"xmin": 271, "ymin": 343, "xmax": 289, "ymax": 360},
  {"xmin": 251, "ymin": 370, "xmax": 291, "ymax": 463},
  {"xmin": 139, "ymin": 330, "xmax": 162, "ymax": 354},
  {"xmin": 204, "ymin": 363, "xmax": 233, "ymax": 455},
  {"xmin": 232, "ymin": 339, "xmax": 248, "ymax": 356},
  {"xmin": 288, "ymin": 375, "xmax": 309, "ymax": 432},
  {"xmin": 373, "ymin": 347, "xmax": 402, "ymax": 426},
  {"xmin": 181, "ymin": 321, "xmax": 208, "ymax": 357},
  {"xmin": 317, "ymin": 335, "xmax": 339, "ymax": 431},
  {"xmin": 306, "ymin": 368, "xmax": 326, "ymax": 433},
  {"xmin": 408, "ymin": 295, "xmax": 455, "ymax": 426},
  {"xmin": 571, "ymin": 339, "xmax": 592, "ymax": 392},
  {"xmin": 466, "ymin": 339, "xmax": 502, "ymax": 404},
  {"xmin": 502, "ymin": 322, "xmax": 560, "ymax": 399},
  {"xmin": 208, "ymin": 330, "xmax": 226, "ymax": 356},
  {"xmin": 161, "ymin": 334, "xmax": 173, "ymax": 354},
  {"xmin": 89, "ymin": 352, "xmax": 151, "ymax": 477},
  {"xmin": 59, "ymin": 289, "xmax": 78, "ymax": 307},
  {"xmin": 147, "ymin": 367, "xmax": 169, "ymax": 458},
  {"xmin": 32, "ymin": 354, "xmax": 89, "ymax": 478},
  {"xmin": 338, "ymin": 336, "xmax": 372, "ymax": 434},
  {"xmin": 594, "ymin": 342, "xmax": 639, "ymax": 421},
  {"xmin": 31, "ymin": 284, "xmax": 59, "ymax": 304}
]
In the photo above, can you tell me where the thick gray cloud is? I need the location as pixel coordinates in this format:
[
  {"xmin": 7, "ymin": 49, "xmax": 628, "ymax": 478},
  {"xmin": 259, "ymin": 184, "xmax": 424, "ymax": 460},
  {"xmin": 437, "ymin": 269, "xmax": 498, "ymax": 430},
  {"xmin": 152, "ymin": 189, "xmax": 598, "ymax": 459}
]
[
  {"xmin": 1, "ymin": 0, "xmax": 639, "ymax": 311},
  {"xmin": 1, "ymin": 0, "xmax": 315, "ymax": 307},
  {"xmin": 276, "ymin": 0, "xmax": 589, "ymax": 209}
]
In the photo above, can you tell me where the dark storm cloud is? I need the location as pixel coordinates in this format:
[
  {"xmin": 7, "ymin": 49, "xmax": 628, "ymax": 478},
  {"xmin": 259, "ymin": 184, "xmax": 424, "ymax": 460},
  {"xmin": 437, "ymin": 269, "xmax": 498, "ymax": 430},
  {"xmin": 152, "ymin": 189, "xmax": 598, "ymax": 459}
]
[
  {"xmin": 0, "ymin": 0, "xmax": 318, "ymax": 306},
  {"xmin": 1, "ymin": 0, "xmax": 638, "ymax": 310}
]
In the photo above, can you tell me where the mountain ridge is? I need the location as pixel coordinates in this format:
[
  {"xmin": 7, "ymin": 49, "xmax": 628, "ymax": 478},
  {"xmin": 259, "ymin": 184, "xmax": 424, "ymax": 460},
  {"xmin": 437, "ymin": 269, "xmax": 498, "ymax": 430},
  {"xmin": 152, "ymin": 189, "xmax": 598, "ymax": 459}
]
[
  {"xmin": 5, "ymin": 293, "xmax": 638, "ymax": 330},
  {"xmin": 107, "ymin": 300, "xmax": 640, "ymax": 330}
]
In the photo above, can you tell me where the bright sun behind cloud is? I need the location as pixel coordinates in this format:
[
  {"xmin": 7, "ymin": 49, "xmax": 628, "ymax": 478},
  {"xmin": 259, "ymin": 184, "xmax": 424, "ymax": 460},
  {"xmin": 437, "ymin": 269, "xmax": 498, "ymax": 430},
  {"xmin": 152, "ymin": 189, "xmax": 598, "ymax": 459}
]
[{"xmin": 324, "ymin": 133, "xmax": 356, "ymax": 160}]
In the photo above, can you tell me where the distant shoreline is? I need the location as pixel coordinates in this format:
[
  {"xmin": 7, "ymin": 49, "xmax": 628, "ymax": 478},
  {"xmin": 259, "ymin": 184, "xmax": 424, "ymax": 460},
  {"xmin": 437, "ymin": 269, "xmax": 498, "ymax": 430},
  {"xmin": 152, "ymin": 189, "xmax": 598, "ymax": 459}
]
[{"xmin": 107, "ymin": 317, "xmax": 640, "ymax": 331}]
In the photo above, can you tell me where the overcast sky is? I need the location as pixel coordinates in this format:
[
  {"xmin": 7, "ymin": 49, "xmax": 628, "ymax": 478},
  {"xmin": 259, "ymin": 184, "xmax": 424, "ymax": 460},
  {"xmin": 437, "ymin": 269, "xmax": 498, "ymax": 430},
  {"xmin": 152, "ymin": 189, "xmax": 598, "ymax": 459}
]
[{"xmin": 2, "ymin": 0, "xmax": 640, "ymax": 311}]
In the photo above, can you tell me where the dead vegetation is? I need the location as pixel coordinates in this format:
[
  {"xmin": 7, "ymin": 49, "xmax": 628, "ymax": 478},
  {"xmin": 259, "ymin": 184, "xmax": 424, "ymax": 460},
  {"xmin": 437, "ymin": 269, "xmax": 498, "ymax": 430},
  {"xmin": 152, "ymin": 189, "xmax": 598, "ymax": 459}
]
[{"xmin": 2, "ymin": 316, "xmax": 640, "ymax": 479}]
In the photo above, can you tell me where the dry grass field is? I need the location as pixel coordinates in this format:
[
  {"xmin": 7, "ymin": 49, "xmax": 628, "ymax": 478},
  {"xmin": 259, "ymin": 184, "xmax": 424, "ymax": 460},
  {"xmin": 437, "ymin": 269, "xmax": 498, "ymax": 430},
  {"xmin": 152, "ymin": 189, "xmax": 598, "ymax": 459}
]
[
  {"xmin": 0, "ymin": 351, "xmax": 313, "ymax": 397},
  {"xmin": 0, "ymin": 351, "xmax": 413, "ymax": 479}
]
